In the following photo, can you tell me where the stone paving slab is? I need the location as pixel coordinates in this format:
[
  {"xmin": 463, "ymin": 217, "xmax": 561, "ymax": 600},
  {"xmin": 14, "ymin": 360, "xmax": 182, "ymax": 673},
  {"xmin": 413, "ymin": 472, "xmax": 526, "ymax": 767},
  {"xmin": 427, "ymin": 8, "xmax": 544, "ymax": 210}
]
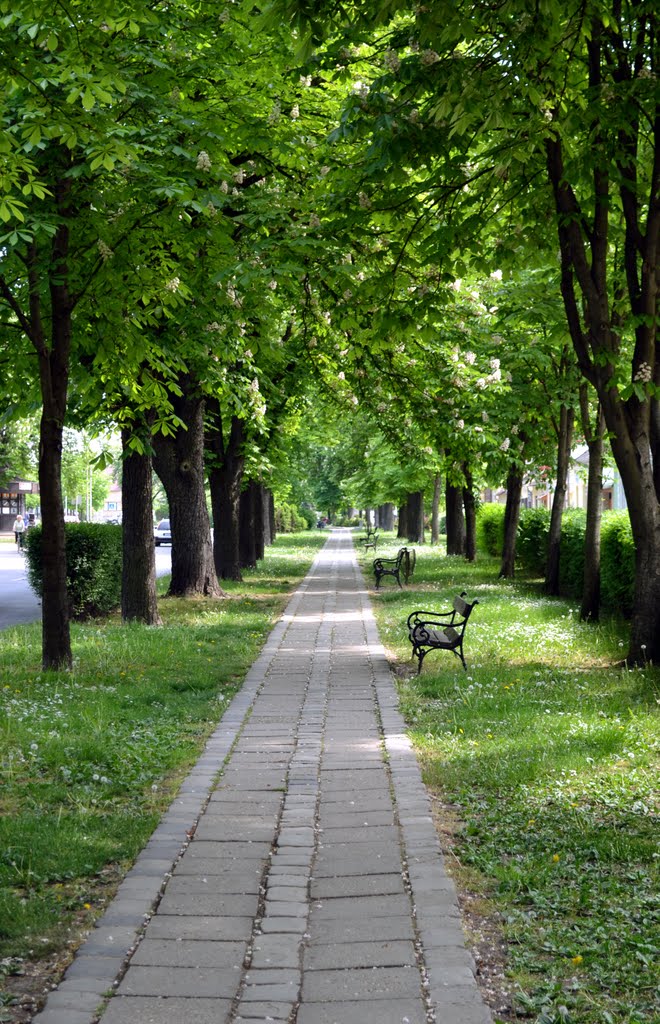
[
  {"xmin": 296, "ymin": 999, "xmax": 428, "ymax": 1024},
  {"xmin": 100, "ymin": 997, "xmax": 233, "ymax": 1024},
  {"xmin": 33, "ymin": 531, "xmax": 490, "ymax": 1024}
]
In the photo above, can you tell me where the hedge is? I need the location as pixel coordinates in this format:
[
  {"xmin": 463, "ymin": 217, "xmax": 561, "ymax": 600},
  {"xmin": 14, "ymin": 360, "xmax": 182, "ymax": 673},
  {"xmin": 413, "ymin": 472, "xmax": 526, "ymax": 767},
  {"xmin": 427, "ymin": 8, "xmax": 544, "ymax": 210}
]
[
  {"xmin": 476, "ymin": 503, "xmax": 635, "ymax": 614},
  {"xmin": 25, "ymin": 523, "xmax": 122, "ymax": 619}
]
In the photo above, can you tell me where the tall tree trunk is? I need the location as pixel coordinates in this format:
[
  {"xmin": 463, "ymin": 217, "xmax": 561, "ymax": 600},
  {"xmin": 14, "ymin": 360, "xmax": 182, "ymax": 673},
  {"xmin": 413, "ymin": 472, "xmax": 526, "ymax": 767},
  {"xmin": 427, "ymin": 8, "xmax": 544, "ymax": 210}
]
[
  {"xmin": 462, "ymin": 465, "xmax": 476, "ymax": 562},
  {"xmin": 121, "ymin": 428, "xmax": 161, "ymax": 625},
  {"xmin": 500, "ymin": 465, "xmax": 524, "ymax": 578},
  {"xmin": 580, "ymin": 392, "xmax": 605, "ymax": 621},
  {"xmin": 380, "ymin": 502, "xmax": 395, "ymax": 531},
  {"xmin": 254, "ymin": 482, "xmax": 265, "ymax": 562},
  {"xmin": 152, "ymin": 376, "xmax": 221, "ymax": 597},
  {"xmin": 36, "ymin": 224, "xmax": 72, "ymax": 669},
  {"xmin": 268, "ymin": 490, "xmax": 276, "ymax": 543},
  {"xmin": 431, "ymin": 473, "xmax": 442, "ymax": 545},
  {"xmin": 239, "ymin": 482, "xmax": 258, "ymax": 568},
  {"xmin": 406, "ymin": 491, "xmax": 424, "ymax": 544},
  {"xmin": 262, "ymin": 485, "xmax": 272, "ymax": 548},
  {"xmin": 397, "ymin": 502, "xmax": 408, "ymax": 539},
  {"xmin": 445, "ymin": 481, "xmax": 466, "ymax": 555},
  {"xmin": 206, "ymin": 406, "xmax": 245, "ymax": 581},
  {"xmin": 545, "ymin": 404, "xmax": 575, "ymax": 595}
]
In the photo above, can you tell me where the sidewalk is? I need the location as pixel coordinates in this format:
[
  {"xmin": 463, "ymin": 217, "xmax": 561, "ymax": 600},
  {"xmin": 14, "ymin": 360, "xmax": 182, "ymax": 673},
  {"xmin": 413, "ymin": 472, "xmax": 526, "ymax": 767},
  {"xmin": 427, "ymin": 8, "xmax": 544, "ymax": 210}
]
[{"xmin": 33, "ymin": 530, "xmax": 490, "ymax": 1024}]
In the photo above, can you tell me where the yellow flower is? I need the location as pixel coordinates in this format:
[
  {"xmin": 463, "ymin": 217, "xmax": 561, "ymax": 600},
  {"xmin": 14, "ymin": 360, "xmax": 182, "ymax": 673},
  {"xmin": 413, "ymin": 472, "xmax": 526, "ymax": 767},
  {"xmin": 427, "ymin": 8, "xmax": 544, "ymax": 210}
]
[
  {"xmin": 83, "ymin": 902, "xmax": 91, "ymax": 909},
  {"xmin": 527, "ymin": 819, "xmax": 536, "ymax": 826},
  {"xmin": 552, "ymin": 853, "xmax": 560, "ymax": 863},
  {"xmin": 571, "ymin": 955, "xmax": 583, "ymax": 966}
]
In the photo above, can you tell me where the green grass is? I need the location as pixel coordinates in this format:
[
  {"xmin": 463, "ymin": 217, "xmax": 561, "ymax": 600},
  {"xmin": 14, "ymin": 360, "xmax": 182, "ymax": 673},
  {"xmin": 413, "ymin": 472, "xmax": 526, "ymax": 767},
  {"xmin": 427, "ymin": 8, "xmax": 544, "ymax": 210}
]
[
  {"xmin": 0, "ymin": 530, "xmax": 326, "ymax": 965},
  {"xmin": 364, "ymin": 536, "xmax": 659, "ymax": 1024}
]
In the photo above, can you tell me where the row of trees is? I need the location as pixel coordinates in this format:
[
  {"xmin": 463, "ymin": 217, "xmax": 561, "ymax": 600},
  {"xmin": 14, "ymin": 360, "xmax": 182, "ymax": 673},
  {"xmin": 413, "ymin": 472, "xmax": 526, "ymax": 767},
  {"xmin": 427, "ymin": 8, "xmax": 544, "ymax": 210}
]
[{"xmin": 1, "ymin": 0, "xmax": 657, "ymax": 667}]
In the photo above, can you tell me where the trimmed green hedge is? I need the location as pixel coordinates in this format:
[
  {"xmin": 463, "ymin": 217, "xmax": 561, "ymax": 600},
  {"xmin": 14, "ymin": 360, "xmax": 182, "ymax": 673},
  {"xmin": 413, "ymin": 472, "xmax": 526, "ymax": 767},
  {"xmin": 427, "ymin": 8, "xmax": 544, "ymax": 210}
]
[
  {"xmin": 25, "ymin": 523, "xmax": 122, "ymax": 619},
  {"xmin": 476, "ymin": 504, "xmax": 635, "ymax": 614},
  {"xmin": 475, "ymin": 502, "xmax": 505, "ymax": 556}
]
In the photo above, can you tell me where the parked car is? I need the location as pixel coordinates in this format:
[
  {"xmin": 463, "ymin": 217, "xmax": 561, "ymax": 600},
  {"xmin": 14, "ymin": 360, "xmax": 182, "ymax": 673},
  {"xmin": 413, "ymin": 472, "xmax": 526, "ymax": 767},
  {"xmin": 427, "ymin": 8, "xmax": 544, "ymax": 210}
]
[{"xmin": 154, "ymin": 519, "xmax": 171, "ymax": 545}]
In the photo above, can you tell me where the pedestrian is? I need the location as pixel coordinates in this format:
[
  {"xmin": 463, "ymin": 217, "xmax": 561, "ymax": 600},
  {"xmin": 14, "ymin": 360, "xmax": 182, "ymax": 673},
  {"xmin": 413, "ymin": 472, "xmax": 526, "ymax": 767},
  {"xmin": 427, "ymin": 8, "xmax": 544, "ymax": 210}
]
[{"xmin": 13, "ymin": 513, "xmax": 25, "ymax": 551}]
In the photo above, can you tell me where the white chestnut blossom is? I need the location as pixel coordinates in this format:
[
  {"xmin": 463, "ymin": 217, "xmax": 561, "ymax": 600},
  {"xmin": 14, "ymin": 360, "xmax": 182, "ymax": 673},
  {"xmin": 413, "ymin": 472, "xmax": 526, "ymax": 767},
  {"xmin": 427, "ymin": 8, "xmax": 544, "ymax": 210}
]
[
  {"xmin": 634, "ymin": 361, "xmax": 653, "ymax": 383},
  {"xmin": 196, "ymin": 150, "xmax": 212, "ymax": 171},
  {"xmin": 500, "ymin": 437, "xmax": 510, "ymax": 451}
]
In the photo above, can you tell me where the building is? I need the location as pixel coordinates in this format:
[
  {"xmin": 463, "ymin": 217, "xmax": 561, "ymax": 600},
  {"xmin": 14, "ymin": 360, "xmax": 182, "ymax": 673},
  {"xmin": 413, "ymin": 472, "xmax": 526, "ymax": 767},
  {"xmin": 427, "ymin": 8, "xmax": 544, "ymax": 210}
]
[{"xmin": 0, "ymin": 478, "xmax": 39, "ymax": 532}]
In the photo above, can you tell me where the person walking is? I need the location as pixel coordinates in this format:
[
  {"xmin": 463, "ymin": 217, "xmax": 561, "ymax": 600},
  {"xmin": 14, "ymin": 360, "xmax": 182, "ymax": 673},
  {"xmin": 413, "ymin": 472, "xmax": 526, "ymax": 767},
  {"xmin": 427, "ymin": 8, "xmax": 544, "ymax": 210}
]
[{"xmin": 13, "ymin": 514, "xmax": 25, "ymax": 551}]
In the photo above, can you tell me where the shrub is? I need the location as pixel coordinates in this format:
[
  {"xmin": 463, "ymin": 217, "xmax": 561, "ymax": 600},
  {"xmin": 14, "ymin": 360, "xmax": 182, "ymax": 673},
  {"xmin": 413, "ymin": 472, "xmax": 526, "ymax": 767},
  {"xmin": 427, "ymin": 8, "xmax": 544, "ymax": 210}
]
[
  {"xmin": 600, "ymin": 510, "xmax": 635, "ymax": 616},
  {"xmin": 25, "ymin": 523, "xmax": 122, "ymax": 619},
  {"xmin": 516, "ymin": 507, "xmax": 551, "ymax": 575},
  {"xmin": 476, "ymin": 502, "xmax": 506, "ymax": 556},
  {"xmin": 274, "ymin": 502, "xmax": 306, "ymax": 533},
  {"xmin": 558, "ymin": 508, "xmax": 587, "ymax": 598}
]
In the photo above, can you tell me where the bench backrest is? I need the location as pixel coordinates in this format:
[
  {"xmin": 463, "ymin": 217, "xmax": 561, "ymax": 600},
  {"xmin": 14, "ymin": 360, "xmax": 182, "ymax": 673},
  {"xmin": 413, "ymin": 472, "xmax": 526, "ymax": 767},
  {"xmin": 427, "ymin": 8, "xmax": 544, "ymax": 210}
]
[{"xmin": 453, "ymin": 593, "xmax": 478, "ymax": 624}]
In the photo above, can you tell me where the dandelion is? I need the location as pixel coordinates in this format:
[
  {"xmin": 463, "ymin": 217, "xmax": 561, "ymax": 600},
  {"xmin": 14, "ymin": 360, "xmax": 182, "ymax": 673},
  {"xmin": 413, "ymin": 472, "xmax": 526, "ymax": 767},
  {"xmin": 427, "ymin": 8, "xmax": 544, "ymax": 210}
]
[
  {"xmin": 552, "ymin": 853, "xmax": 560, "ymax": 862},
  {"xmin": 196, "ymin": 150, "xmax": 212, "ymax": 172},
  {"xmin": 571, "ymin": 955, "xmax": 583, "ymax": 966}
]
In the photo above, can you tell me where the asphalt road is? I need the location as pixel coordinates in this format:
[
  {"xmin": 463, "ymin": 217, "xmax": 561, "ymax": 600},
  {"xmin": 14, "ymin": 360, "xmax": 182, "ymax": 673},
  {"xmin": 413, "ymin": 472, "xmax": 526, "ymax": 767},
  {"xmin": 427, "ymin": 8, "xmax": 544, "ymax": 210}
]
[{"xmin": 0, "ymin": 542, "xmax": 172, "ymax": 631}]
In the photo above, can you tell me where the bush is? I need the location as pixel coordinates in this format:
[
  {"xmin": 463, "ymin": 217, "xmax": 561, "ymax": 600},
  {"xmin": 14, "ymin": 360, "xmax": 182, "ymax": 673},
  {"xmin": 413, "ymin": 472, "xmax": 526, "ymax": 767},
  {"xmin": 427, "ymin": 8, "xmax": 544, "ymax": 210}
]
[
  {"xmin": 600, "ymin": 510, "xmax": 635, "ymax": 616},
  {"xmin": 25, "ymin": 523, "xmax": 122, "ymax": 619},
  {"xmin": 476, "ymin": 503, "xmax": 506, "ymax": 556},
  {"xmin": 274, "ymin": 502, "xmax": 306, "ymax": 533},
  {"xmin": 558, "ymin": 508, "xmax": 587, "ymax": 598},
  {"xmin": 516, "ymin": 507, "xmax": 551, "ymax": 575}
]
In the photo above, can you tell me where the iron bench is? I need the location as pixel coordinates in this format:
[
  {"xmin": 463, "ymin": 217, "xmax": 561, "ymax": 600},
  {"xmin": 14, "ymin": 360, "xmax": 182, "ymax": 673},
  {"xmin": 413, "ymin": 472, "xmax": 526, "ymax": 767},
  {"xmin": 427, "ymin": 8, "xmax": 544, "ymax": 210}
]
[
  {"xmin": 373, "ymin": 546, "xmax": 416, "ymax": 589},
  {"xmin": 407, "ymin": 591, "xmax": 478, "ymax": 673}
]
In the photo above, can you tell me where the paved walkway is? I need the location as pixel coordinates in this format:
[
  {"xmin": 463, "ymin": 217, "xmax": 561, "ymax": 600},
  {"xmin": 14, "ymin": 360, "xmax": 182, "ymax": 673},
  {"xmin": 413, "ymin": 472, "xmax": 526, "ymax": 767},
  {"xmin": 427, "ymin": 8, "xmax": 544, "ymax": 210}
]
[{"xmin": 34, "ymin": 530, "xmax": 490, "ymax": 1024}]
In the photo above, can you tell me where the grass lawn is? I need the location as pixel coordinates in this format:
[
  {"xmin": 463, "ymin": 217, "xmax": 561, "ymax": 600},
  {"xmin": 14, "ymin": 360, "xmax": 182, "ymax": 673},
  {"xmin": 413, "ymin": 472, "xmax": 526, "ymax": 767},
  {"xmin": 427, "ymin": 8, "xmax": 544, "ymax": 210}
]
[
  {"xmin": 0, "ymin": 530, "xmax": 327, "ymax": 1014},
  {"xmin": 360, "ymin": 536, "xmax": 659, "ymax": 1024}
]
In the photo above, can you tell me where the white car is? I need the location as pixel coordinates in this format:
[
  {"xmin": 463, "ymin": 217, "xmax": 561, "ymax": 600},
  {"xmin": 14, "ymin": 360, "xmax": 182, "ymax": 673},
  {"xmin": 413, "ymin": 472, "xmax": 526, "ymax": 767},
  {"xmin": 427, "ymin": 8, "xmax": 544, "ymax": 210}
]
[{"xmin": 154, "ymin": 519, "xmax": 172, "ymax": 545}]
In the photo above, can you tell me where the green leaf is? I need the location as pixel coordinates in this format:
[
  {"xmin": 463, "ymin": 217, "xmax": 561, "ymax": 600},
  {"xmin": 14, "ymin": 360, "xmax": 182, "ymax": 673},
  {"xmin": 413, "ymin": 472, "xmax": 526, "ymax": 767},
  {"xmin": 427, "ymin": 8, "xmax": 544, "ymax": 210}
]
[{"xmin": 82, "ymin": 87, "xmax": 95, "ymax": 111}]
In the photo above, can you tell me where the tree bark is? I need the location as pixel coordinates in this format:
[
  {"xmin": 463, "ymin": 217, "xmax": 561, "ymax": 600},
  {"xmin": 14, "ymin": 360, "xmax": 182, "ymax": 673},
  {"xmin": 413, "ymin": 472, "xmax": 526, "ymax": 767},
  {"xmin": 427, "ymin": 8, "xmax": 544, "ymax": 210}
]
[
  {"xmin": 380, "ymin": 502, "xmax": 395, "ymax": 531},
  {"xmin": 397, "ymin": 502, "xmax": 408, "ymax": 539},
  {"xmin": 431, "ymin": 473, "xmax": 441, "ymax": 545},
  {"xmin": 268, "ymin": 490, "xmax": 276, "ymax": 543},
  {"xmin": 462, "ymin": 465, "xmax": 476, "ymax": 562},
  {"xmin": 445, "ymin": 481, "xmax": 466, "ymax": 555},
  {"xmin": 580, "ymin": 393, "xmax": 605, "ymax": 621},
  {"xmin": 406, "ymin": 491, "xmax": 424, "ymax": 543},
  {"xmin": 545, "ymin": 404, "xmax": 574, "ymax": 595},
  {"xmin": 499, "ymin": 465, "xmax": 524, "ymax": 578},
  {"xmin": 239, "ymin": 482, "xmax": 258, "ymax": 568},
  {"xmin": 262, "ymin": 485, "xmax": 272, "ymax": 547},
  {"xmin": 254, "ymin": 482, "xmax": 265, "ymax": 562},
  {"xmin": 152, "ymin": 376, "xmax": 221, "ymax": 597},
  {"xmin": 37, "ymin": 221, "xmax": 72, "ymax": 669},
  {"xmin": 206, "ymin": 406, "xmax": 245, "ymax": 581},
  {"xmin": 121, "ymin": 428, "xmax": 161, "ymax": 625}
]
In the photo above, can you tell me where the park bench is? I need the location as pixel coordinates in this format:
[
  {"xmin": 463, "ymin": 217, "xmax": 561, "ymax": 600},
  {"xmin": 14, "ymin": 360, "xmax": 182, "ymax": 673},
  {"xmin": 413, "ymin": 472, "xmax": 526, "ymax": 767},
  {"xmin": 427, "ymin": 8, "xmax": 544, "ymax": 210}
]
[
  {"xmin": 373, "ymin": 546, "xmax": 416, "ymax": 589},
  {"xmin": 407, "ymin": 591, "xmax": 478, "ymax": 673},
  {"xmin": 358, "ymin": 527, "xmax": 379, "ymax": 552}
]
